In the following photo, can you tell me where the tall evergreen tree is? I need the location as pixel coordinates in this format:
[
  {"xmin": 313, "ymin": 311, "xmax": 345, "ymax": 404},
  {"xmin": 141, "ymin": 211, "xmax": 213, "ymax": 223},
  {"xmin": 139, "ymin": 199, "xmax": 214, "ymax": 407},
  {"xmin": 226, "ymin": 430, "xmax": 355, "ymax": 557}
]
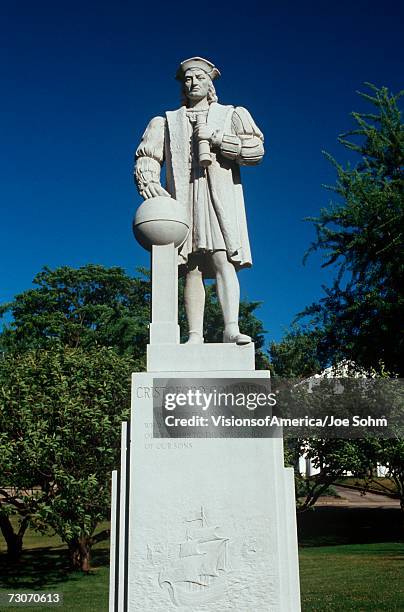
[{"xmin": 297, "ymin": 84, "xmax": 403, "ymax": 374}]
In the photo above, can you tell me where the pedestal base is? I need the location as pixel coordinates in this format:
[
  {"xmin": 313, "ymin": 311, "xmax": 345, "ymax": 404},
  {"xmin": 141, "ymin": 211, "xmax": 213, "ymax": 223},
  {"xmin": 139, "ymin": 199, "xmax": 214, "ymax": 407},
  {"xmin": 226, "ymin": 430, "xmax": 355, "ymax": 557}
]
[
  {"xmin": 109, "ymin": 370, "xmax": 301, "ymax": 611},
  {"xmin": 147, "ymin": 342, "xmax": 255, "ymax": 372}
]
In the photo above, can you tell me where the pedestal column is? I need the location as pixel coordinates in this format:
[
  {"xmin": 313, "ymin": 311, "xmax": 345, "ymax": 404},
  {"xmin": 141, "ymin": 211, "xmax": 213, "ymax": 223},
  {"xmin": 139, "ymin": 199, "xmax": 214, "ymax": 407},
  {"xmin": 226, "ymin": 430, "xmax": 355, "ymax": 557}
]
[{"xmin": 149, "ymin": 244, "xmax": 180, "ymax": 345}]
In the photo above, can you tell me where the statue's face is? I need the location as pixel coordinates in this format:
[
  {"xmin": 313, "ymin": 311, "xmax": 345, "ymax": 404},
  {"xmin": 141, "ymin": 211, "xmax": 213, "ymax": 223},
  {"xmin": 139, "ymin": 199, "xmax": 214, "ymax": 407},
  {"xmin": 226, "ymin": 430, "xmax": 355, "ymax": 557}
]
[{"xmin": 183, "ymin": 68, "xmax": 210, "ymax": 101}]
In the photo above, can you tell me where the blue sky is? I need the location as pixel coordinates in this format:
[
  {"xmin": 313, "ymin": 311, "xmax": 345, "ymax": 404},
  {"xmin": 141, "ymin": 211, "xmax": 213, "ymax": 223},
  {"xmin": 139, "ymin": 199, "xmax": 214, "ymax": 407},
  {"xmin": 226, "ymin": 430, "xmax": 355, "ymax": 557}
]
[{"xmin": 1, "ymin": 1, "xmax": 403, "ymax": 343}]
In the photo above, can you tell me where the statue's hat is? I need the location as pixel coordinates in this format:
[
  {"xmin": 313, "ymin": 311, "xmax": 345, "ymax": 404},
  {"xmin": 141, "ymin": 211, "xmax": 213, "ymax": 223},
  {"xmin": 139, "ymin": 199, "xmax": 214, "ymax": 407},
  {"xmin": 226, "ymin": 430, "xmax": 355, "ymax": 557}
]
[{"xmin": 175, "ymin": 57, "xmax": 221, "ymax": 81}]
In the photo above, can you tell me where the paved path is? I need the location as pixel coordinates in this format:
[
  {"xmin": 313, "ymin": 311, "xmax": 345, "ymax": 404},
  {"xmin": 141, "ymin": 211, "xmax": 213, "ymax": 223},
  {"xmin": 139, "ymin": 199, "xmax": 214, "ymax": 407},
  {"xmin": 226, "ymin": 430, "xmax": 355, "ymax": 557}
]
[{"xmin": 315, "ymin": 485, "xmax": 400, "ymax": 508}]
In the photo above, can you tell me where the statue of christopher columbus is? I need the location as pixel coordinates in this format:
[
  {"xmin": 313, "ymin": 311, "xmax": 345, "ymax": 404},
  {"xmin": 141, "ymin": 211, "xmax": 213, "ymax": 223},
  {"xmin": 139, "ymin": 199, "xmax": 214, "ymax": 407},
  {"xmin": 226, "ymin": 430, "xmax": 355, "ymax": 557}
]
[{"xmin": 134, "ymin": 57, "xmax": 265, "ymax": 345}]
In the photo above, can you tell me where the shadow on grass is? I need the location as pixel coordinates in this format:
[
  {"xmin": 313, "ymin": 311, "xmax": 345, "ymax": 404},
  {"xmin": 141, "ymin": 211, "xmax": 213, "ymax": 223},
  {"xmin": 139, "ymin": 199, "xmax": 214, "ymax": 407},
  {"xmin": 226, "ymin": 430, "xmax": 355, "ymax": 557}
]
[
  {"xmin": 298, "ymin": 506, "xmax": 403, "ymax": 547},
  {"xmin": 0, "ymin": 545, "xmax": 110, "ymax": 590}
]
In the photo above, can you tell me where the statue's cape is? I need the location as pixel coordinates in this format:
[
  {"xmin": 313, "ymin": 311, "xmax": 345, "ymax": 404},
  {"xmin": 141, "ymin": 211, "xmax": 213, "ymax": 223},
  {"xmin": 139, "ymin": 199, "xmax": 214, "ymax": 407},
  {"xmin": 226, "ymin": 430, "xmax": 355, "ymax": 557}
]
[{"xmin": 165, "ymin": 103, "xmax": 252, "ymax": 273}]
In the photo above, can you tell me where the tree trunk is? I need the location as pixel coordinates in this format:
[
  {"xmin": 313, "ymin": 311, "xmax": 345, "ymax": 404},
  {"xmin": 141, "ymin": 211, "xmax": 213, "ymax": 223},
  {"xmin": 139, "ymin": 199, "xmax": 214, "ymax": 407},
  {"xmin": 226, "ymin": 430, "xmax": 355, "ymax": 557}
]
[
  {"xmin": 68, "ymin": 536, "xmax": 92, "ymax": 572},
  {"xmin": 0, "ymin": 514, "xmax": 27, "ymax": 562}
]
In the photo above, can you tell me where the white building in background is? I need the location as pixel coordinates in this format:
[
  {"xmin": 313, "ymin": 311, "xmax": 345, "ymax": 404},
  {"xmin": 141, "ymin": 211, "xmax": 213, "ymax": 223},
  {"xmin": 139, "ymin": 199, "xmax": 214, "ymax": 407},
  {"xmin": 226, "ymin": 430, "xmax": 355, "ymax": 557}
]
[
  {"xmin": 298, "ymin": 454, "xmax": 321, "ymax": 477},
  {"xmin": 376, "ymin": 464, "xmax": 389, "ymax": 477}
]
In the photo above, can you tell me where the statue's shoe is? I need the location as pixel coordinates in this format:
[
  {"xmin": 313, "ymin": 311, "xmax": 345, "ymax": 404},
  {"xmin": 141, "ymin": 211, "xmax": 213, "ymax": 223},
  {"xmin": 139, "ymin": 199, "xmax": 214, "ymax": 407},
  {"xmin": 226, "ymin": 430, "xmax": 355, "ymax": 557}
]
[
  {"xmin": 185, "ymin": 331, "xmax": 204, "ymax": 344},
  {"xmin": 223, "ymin": 331, "xmax": 252, "ymax": 345}
]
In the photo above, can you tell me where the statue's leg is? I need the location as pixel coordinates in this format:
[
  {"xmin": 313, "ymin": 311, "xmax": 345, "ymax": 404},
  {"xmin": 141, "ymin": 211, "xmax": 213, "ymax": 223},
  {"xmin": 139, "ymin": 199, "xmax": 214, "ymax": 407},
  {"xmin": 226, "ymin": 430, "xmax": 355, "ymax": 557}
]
[
  {"xmin": 184, "ymin": 257, "xmax": 205, "ymax": 344},
  {"xmin": 211, "ymin": 251, "xmax": 251, "ymax": 345}
]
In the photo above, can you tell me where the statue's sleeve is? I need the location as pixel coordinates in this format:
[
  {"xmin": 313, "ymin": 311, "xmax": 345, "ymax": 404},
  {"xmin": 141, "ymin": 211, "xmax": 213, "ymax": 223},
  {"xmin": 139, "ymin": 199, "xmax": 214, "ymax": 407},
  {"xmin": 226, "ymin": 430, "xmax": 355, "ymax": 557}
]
[
  {"xmin": 134, "ymin": 116, "xmax": 166, "ymax": 194},
  {"xmin": 218, "ymin": 107, "xmax": 264, "ymax": 166}
]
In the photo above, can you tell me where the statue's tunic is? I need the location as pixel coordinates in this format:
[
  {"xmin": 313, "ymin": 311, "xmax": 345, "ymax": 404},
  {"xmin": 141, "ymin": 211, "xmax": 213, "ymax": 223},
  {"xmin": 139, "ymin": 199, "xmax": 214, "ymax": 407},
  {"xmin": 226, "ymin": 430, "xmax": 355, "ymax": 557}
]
[{"xmin": 135, "ymin": 102, "xmax": 264, "ymax": 277}]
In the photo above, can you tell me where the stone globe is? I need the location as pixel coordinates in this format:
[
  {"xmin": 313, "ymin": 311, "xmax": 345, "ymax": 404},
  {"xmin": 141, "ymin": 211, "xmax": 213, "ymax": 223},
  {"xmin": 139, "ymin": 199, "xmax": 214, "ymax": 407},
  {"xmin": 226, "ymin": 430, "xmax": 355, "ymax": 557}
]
[{"xmin": 133, "ymin": 196, "xmax": 189, "ymax": 250}]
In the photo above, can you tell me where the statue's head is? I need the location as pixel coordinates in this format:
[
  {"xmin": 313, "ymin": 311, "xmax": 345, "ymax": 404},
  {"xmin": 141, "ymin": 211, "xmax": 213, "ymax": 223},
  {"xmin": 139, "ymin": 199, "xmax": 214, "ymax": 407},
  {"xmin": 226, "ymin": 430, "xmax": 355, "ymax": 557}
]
[{"xmin": 176, "ymin": 57, "xmax": 220, "ymax": 106}]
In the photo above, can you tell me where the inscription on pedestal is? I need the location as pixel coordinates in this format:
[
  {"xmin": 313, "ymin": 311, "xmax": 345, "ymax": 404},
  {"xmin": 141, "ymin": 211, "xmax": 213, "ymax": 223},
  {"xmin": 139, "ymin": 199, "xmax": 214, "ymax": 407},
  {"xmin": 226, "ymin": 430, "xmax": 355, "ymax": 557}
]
[{"xmin": 143, "ymin": 422, "xmax": 193, "ymax": 450}]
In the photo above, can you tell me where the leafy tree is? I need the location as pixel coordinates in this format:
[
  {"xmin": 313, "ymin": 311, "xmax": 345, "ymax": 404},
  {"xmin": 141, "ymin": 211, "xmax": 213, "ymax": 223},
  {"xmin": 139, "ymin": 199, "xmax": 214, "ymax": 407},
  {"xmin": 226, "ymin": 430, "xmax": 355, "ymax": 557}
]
[
  {"xmin": 368, "ymin": 438, "xmax": 404, "ymax": 519},
  {"xmin": 0, "ymin": 265, "xmax": 150, "ymax": 362},
  {"xmin": 269, "ymin": 326, "xmax": 324, "ymax": 378},
  {"xmin": 280, "ymin": 85, "xmax": 404, "ymax": 515},
  {"xmin": 346, "ymin": 367, "xmax": 404, "ymax": 524},
  {"xmin": 299, "ymin": 84, "xmax": 403, "ymax": 374},
  {"xmin": 278, "ymin": 359, "xmax": 379, "ymax": 512},
  {"xmin": 295, "ymin": 438, "xmax": 373, "ymax": 511},
  {"xmin": 0, "ymin": 345, "xmax": 134, "ymax": 570}
]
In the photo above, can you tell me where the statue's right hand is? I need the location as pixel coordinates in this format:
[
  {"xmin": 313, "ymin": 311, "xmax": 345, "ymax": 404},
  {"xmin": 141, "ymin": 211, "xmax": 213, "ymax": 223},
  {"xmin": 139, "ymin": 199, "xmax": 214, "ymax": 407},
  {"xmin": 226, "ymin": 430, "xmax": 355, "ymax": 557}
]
[{"xmin": 140, "ymin": 182, "xmax": 171, "ymax": 200}]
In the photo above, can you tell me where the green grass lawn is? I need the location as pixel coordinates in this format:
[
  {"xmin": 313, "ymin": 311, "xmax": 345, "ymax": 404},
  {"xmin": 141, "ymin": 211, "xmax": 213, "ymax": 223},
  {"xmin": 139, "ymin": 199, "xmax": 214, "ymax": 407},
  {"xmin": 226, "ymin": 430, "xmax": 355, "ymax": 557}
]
[
  {"xmin": 299, "ymin": 542, "xmax": 404, "ymax": 611},
  {"xmin": 1, "ymin": 523, "xmax": 403, "ymax": 611},
  {"xmin": 0, "ymin": 524, "xmax": 110, "ymax": 612}
]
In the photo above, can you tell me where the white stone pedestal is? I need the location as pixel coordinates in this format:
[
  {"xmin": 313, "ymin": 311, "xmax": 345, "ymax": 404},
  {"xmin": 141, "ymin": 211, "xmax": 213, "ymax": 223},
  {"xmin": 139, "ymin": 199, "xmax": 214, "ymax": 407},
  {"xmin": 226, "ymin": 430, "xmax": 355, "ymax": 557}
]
[{"xmin": 109, "ymin": 366, "xmax": 301, "ymax": 611}]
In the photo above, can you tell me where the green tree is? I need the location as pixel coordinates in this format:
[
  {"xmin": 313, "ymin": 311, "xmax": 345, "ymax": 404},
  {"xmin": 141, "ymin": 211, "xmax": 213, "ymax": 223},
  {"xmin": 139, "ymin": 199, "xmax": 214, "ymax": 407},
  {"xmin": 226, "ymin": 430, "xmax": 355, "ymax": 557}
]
[
  {"xmin": 348, "ymin": 368, "xmax": 404, "ymax": 524},
  {"xmin": 0, "ymin": 265, "xmax": 150, "ymax": 363},
  {"xmin": 295, "ymin": 438, "xmax": 373, "ymax": 511},
  {"xmin": 274, "ymin": 358, "xmax": 379, "ymax": 512},
  {"xmin": 369, "ymin": 438, "xmax": 404, "ymax": 518},
  {"xmin": 299, "ymin": 84, "xmax": 403, "ymax": 374},
  {"xmin": 269, "ymin": 326, "xmax": 324, "ymax": 378},
  {"xmin": 0, "ymin": 345, "xmax": 134, "ymax": 570},
  {"xmin": 287, "ymin": 85, "xmax": 403, "ymax": 514}
]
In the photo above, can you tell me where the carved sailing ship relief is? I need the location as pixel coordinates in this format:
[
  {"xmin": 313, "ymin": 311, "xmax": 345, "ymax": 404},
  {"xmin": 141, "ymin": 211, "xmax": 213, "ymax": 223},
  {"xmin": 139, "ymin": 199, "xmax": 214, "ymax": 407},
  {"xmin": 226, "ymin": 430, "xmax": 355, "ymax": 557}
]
[{"xmin": 159, "ymin": 507, "xmax": 231, "ymax": 606}]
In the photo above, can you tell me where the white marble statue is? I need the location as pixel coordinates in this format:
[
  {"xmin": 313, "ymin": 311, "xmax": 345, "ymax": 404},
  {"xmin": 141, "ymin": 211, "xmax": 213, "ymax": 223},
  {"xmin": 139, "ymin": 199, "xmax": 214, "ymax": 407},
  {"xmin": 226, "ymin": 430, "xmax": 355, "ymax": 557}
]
[{"xmin": 134, "ymin": 57, "xmax": 264, "ymax": 345}]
